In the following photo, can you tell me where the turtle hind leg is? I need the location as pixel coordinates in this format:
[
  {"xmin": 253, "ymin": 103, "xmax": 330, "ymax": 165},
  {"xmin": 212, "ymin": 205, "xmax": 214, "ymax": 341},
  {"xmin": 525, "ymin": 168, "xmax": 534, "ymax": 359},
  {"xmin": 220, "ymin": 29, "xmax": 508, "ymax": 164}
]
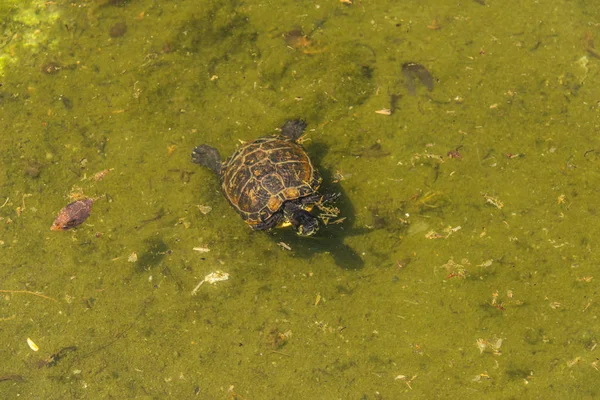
[
  {"xmin": 192, "ymin": 145, "xmax": 222, "ymax": 175},
  {"xmin": 280, "ymin": 119, "xmax": 307, "ymax": 141}
]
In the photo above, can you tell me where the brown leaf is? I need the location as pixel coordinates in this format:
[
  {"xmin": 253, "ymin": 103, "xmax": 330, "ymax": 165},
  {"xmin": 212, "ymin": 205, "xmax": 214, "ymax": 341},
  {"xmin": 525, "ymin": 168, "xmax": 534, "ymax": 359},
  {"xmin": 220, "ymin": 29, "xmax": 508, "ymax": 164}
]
[{"xmin": 51, "ymin": 199, "xmax": 93, "ymax": 231}]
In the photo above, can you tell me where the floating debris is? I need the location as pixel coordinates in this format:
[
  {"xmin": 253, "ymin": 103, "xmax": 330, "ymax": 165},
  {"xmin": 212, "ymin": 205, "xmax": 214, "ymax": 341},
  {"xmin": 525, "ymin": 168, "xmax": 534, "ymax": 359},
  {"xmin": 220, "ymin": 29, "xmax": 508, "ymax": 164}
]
[
  {"xmin": 36, "ymin": 346, "xmax": 77, "ymax": 369},
  {"xmin": 196, "ymin": 205, "xmax": 212, "ymax": 215},
  {"xmin": 0, "ymin": 374, "xmax": 25, "ymax": 383},
  {"xmin": 447, "ymin": 147, "xmax": 462, "ymax": 159},
  {"xmin": 567, "ymin": 356, "xmax": 582, "ymax": 368},
  {"xmin": 549, "ymin": 301, "xmax": 562, "ymax": 310},
  {"xmin": 583, "ymin": 31, "xmax": 600, "ymax": 59},
  {"xmin": 191, "ymin": 271, "xmax": 230, "ymax": 295},
  {"xmin": 476, "ymin": 337, "xmax": 503, "ymax": 355},
  {"xmin": 394, "ymin": 374, "xmax": 417, "ymax": 390},
  {"xmin": 284, "ymin": 28, "xmax": 310, "ymax": 49},
  {"xmin": 92, "ymin": 168, "xmax": 114, "ymax": 182},
  {"xmin": 277, "ymin": 242, "xmax": 292, "ymax": 251},
  {"xmin": 425, "ymin": 225, "xmax": 461, "ymax": 239},
  {"xmin": 329, "ymin": 217, "xmax": 346, "ymax": 225},
  {"xmin": 314, "ymin": 293, "xmax": 321, "ymax": 306},
  {"xmin": 283, "ymin": 28, "xmax": 325, "ymax": 54},
  {"xmin": 50, "ymin": 198, "xmax": 93, "ymax": 231},
  {"xmin": 410, "ymin": 151, "xmax": 444, "ymax": 166},
  {"xmin": 438, "ymin": 258, "xmax": 470, "ymax": 279},
  {"xmin": 490, "ymin": 291, "xmax": 505, "ymax": 311},
  {"xmin": 483, "ymin": 193, "xmax": 504, "ymax": 209},
  {"xmin": 27, "ymin": 337, "xmax": 40, "ymax": 352},
  {"xmin": 193, "ymin": 246, "xmax": 210, "ymax": 253},
  {"xmin": 41, "ymin": 61, "xmax": 61, "ymax": 75},
  {"xmin": 332, "ymin": 170, "xmax": 350, "ymax": 183},
  {"xmin": 265, "ymin": 327, "xmax": 293, "ymax": 349},
  {"xmin": 471, "ymin": 373, "xmax": 491, "ymax": 383},
  {"xmin": 427, "ymin": 18, "xmax": 441, "ymax": 30}
]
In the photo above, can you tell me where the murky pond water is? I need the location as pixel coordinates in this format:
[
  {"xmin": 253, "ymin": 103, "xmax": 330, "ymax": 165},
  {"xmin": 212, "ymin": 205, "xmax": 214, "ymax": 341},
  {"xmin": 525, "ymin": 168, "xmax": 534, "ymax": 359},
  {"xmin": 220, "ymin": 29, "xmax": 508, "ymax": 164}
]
[{"xmin": 1, "ymin": 0, "xmax": 599, "ymax": 398}]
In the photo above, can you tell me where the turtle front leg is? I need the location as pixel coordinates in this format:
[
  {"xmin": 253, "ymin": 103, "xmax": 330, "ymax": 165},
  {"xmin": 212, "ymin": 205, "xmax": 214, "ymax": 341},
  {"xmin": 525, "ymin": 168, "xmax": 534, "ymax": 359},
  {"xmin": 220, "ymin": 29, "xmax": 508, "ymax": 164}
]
[{"xmin": 252, "ymin": 212, "xmax": 284, "ymax": 231}]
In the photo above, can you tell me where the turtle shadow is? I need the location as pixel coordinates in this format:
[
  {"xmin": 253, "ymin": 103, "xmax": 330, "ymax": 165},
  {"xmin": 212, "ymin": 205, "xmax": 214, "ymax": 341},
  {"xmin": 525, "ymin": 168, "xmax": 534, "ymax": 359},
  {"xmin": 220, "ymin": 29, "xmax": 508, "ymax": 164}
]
[{"xmin": 266, "ymin": 142, "xmax": 366, "ymax": 270}]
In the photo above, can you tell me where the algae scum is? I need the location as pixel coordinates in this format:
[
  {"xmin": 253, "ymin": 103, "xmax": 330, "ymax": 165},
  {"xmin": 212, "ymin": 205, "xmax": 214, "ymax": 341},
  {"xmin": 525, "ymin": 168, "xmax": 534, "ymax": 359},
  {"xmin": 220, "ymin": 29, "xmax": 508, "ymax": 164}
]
[{"xmin": 1, "ymin": 0, "xmax": 599, "ymax": 398}]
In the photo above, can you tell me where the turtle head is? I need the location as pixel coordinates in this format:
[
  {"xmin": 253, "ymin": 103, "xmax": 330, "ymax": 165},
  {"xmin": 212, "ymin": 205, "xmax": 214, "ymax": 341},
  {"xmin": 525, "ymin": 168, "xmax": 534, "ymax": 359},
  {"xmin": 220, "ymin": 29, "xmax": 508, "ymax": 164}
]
[
  {"xmin": 296, "ymin": 212, "xmax": 319, "ymax": 236},
  {"xmin": 284, "ymin": 204, "xmax": 319, "ymax": 236}
]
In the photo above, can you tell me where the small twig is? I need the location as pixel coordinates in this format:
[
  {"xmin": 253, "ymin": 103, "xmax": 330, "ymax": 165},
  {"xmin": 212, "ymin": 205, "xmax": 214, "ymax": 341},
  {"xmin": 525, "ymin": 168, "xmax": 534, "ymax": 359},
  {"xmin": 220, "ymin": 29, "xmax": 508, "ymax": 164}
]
[
  {"xmin": 269, "ymin": 350, "xmax": 291, "ymax": 357},
  {"xmin": 191, "ymin": 280, "xmax": 205, "ymax": 295},
  {"xmin": 0, "ymin": 290, "xmax": 57, "ymax": 302},
  {"xmin": 0, "ymin": 374, "xmax": 25, "ymax": 382}
]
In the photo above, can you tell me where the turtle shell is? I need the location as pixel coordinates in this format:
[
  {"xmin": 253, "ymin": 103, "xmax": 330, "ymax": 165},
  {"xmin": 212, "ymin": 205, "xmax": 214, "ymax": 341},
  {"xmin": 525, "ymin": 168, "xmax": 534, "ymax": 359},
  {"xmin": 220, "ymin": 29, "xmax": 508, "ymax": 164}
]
[{"xmin": 220, "ymin": 136, "xmax": 321, "ymax": 227}]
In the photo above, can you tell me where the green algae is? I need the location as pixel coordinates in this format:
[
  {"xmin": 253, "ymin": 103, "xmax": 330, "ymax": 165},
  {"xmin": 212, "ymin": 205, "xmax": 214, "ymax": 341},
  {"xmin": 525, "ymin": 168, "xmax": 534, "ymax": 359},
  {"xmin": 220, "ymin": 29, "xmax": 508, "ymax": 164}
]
[{"xmin": 1, "ymin": 0, "xmax": 600, "ymax": 398}]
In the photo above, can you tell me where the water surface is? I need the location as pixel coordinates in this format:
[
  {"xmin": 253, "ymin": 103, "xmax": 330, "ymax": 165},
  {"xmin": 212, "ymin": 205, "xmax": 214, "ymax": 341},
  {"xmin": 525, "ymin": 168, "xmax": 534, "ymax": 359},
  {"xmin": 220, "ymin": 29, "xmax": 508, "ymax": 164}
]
[{"xmin": 1, "ymin": 0, "xmax": 599, "ymax": 398}]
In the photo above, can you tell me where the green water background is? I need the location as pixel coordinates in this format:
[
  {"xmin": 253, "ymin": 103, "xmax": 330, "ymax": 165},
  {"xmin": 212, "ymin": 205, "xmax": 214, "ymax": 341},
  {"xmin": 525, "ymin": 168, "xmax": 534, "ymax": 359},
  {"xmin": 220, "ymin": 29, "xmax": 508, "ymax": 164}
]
[{"xmin": 1, "ymin": 0, "xmax": 599, "ymax": 398}]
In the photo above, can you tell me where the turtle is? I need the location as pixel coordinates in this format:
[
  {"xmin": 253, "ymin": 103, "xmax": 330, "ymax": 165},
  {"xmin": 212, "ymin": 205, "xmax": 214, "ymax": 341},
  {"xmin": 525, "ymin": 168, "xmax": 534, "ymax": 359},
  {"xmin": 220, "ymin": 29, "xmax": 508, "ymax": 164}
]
[{"xmin": 191, "ymin": 120, "xmax": 339, "ymax": 236}]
